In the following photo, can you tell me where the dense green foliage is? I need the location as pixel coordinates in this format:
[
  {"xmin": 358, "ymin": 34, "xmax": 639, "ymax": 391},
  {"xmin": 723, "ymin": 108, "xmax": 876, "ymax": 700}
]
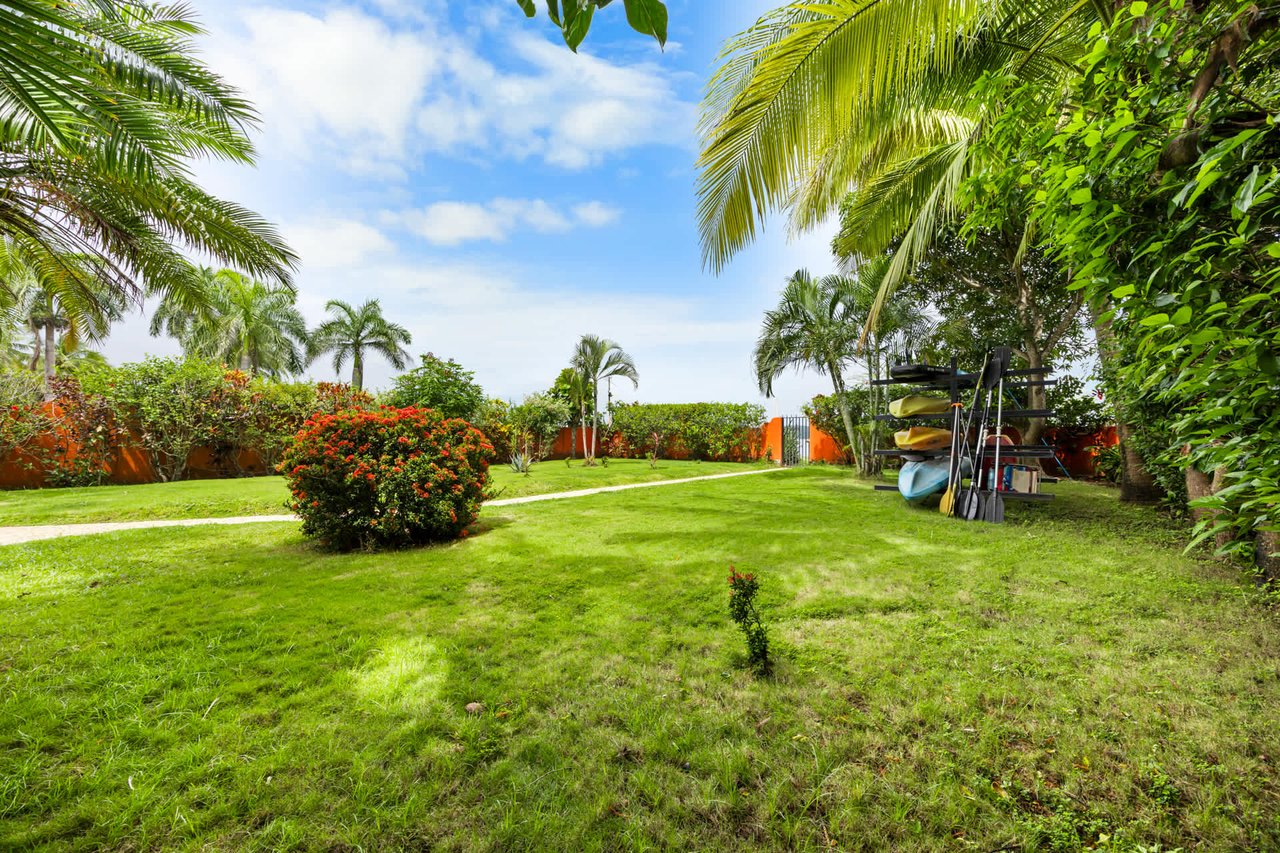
[
  {"xmin": 1045, "ymin": 376, "xmax": 1110, "ymax": 438},
  {"xmin": 966, "ymin": 0, "xmax": 1279, "ymax": 555},
  {"xmin": 610, "ymin": 402, "xmax": 765, "ymax": 460},
  {"xmin": 281, "ymin": 407, "xmax": 494, "ymax": 551},
  {"xmin": 4, "ymin": 472, "xmax": 1280, "ymax": 848},
  {"xmin": 0, "ymin": 359, "xmax": 377, "ymax": 486},
  {"xmin": 386, "ymin": 354, "xmax": 486, "ymax": 420},
  {"xmin": 508, "ymin": 393, "xmax": 573, "ymax": 462},
  {"xmin": 80, "ymin": 357, "xmax": 230, "ymax": 482}
]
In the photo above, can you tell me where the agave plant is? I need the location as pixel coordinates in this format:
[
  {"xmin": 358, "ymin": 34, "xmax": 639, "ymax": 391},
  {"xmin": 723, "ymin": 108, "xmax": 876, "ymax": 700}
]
[{"xmin": 508, "ymin": 452, "xmax": 534, "ymax": 475}]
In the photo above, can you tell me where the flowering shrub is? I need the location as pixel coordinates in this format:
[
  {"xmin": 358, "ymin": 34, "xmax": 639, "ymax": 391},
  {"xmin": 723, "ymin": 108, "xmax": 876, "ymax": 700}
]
[
  {"xmin": 727, "ymin": 566, "xmax": 770, "ymax": 673},
  {"xmin": 280, "ymin": 407, "xmax": 494, "ymax": 551},
  {"xmin": 44, "ymin": 377, "xmax": 117, "ymax": 487}
]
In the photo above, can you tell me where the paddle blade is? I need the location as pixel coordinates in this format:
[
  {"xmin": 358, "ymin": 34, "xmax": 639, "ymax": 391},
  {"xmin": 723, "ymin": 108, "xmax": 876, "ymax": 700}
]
[
  {"xmin": 991, "ymin": 493, "xmax": 1005, "ymax": 523},
  {"xmin": 939, "ymin": 487, "xmax": 956, "ymax": 516}
]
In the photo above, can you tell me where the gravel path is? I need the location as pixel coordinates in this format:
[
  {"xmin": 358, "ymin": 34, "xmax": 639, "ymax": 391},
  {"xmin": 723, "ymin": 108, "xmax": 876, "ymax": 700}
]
[{"xmin": 0, "ymin": 467, "xmax": 785, "ymax": 547}]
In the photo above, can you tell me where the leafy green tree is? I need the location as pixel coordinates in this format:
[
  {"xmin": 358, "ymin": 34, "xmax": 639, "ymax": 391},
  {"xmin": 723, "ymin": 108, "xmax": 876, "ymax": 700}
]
[
  {"xmin": 515, "ymin": 0, "xmax": 668, "ymax": 51},
  {"xmin": 386, "ymin": 354, "xmax": 485, "ymax": 420},
  {"xmin": 508, "ymin": 393, "xmax": 573, "ymax": 462},
  {"xmin": 0, "ymin": 1, "xmax": 295, "ymax": 328},
  {"xmin": 572, "ymin": 335, "xmax": 638, "ymax": 464},
  {"xmin": 890, "ymin": 226, "xmax": 1090, "ymax": 443},
  {"xmin": 80, "ymin": 356, "xmax": 229, "ymax": 482},
  {"xmin": 308, "ymin": 299, "xmax": 411, "ymax": 391},
  {"xmin": 967, "ymin": 1, "xmax": 1279, "ymax": 564},
  {"xmin": 150, "ymin": 268, "xmax": 309, "ymax": 377}
]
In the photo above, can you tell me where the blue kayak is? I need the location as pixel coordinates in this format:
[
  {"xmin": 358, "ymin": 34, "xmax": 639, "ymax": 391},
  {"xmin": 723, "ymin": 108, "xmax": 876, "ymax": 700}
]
[{"xmin": 898, "ymin": 458, "xmax": 952, "ymax": 501}]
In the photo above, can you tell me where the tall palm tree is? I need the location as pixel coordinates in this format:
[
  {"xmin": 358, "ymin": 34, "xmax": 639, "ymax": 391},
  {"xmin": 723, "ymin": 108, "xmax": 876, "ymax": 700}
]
[
  {"xmin": 151, "ymin": 269, "xmax": 309, "ymax": 377},
  {"xmin": 308, "ymin": 300, "xmax": 412, "ymax": 390},
  {"xmin": 0, "ymin": 1, "xmax": 296, "ymax": 330},
  {"xmin": 571, "ymin": 335, "xmax": 638, "ymax": 464},
  {"xmin": 696, "ymin": 0, "xmax": 1095, "ymax": 331},
  {"xmin": 755, "ymin": 265, "xmax": 933, "ymax": 468}
]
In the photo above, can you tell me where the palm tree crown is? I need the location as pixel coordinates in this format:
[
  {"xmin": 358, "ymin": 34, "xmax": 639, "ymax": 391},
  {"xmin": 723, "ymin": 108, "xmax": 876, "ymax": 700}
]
[
  {"xmin": 697, "ymin": 0, "xmax": 1095, "ymax": 331},
  {"xmin": 151, "ymin": 268, "xmax": 309, "ymax": 377},
  {"xmin": 308, "ymin": 299, "xmax": 412, "ymax": 390}
]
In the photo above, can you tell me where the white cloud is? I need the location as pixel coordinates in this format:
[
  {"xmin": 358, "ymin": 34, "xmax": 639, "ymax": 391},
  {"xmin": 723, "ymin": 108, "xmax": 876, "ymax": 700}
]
[
  {"xmin": 207, "ymin": 5, "xmax": 693, "ymax": 176},
  {"xmin": 572, "ymin": 201, "xmax": 622, "ymax": 227},
  {"xmin": 387, "ymin": 198, "xmax": 618, "ymax": 246},
  {"xmin": 284, "ymin": 219, "xmax": 394, "ymax": 270},
  {"xmin": 212, "ymin": 8, "xmax": 439, "ymax": 171}
]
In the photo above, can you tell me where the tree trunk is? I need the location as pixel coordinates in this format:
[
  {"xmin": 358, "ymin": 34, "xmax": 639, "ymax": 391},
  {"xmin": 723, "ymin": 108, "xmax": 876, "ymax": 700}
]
[
  {"xmin": 1090, "ymin": 302, "xmax": 1163, "ymax": 503},
  {"xmin": 1255, "ymin": 530, "xmax": 1280, "ymax": 585},
  {"xmin": 43, "ymin": 323, "xmax": 56, "ymax": 391},
  {"xmin": 569, "ymin": 425, "xmax": 577, "ymax": 460},
  {"xmin": 239, "ymin": 351, "xmax": 251, "ymax": 372},
  {"xmin": 1022, "ymin": 344, "xmax": 1047, "ymax": 446},
  {"xmin": 352, "ymin": 350, "xmax": 364, "ymax": 391},
  {"xmin": 580, "ymin": 403, "xmax": 591, "ymax": 463},
  {"xmin": 590, "ymin": 380, "xmax": 600, "ymax": 461},
  {"xmin": 829, "ymin": 369, "xmax": 858, "ymax": 467},
  {"xmin": 30, "ymin": 325, "xmax": 42, "ymax": 374}
]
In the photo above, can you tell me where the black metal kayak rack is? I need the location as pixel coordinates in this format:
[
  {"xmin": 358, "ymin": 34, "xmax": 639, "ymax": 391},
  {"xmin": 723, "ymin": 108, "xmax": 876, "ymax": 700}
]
[{"xmin": 870, "ymin": 350, "xmax": 1060, "ymax": 519}]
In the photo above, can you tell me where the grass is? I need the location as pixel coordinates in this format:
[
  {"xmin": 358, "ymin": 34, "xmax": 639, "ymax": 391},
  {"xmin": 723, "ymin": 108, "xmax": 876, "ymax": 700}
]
[
  {"xmin": 0, "ymin": 458, "xmax": 759, "ymax": 526},
  {"xmin": 2, "ymin": 469, "xmax": 1279, "ymax": 850}
]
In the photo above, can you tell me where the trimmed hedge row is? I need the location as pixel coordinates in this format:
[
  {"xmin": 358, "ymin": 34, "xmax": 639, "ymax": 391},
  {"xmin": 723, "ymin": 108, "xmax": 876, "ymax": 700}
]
[{"xmin": 609, "ymin": 402, "xmax": 766, "ymax": 461}]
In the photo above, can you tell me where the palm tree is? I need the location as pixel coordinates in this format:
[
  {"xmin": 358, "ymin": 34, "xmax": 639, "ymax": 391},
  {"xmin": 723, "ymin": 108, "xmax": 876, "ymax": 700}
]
[
  {"xmin": 0, "ymin": 239, "xmax": 125, "ymax": 389},
  {"xmin": 571, "ymin": 335, "xmax": 638, "ymax": 464},
  {"xmin": 755, "ymin": 265, "xmax": 933, "ymax": 469},
  {"xmin": 0, "ymin": 1, "xmax": 296, "ymax": 331},
  {"xmin": 151, "ymin": 269, "xmax": 309, "ymax": 377},
  {"xmin": 696, "ymin": 0, "xmax": 1094, "ymax": 330},
  {"xmin": 755, "ymin": 270, "xmax": 865, "ymax": 457},
  {"xmin": 308, "ymin": 300, "xmax": 412, "ymax": 390}
]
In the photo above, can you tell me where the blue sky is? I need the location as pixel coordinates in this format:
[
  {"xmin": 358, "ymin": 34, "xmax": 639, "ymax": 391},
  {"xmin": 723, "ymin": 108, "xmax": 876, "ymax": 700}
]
[{"xmin": 105, "ymin": 0, "xmax": 840, "ymax": 415}]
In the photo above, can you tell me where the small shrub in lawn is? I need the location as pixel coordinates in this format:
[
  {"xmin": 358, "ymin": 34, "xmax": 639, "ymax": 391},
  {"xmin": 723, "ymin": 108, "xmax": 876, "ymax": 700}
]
[
  {"xmin": 280, "ymin": 407, "xmax": 494, "ymax": 551},
  {"xmin": 727, "ymin": 565, "xmax": 770, "ymax": 673}
]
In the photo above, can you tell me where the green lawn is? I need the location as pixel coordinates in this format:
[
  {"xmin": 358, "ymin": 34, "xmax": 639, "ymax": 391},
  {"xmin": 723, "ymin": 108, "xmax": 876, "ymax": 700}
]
[
  {"xmin": 0, "ymin": 458, "xmax": 760, "ymax": 526},
  {"xmin": 2, "ymin": 469, "xmax": 1278, "ymax": 850}
]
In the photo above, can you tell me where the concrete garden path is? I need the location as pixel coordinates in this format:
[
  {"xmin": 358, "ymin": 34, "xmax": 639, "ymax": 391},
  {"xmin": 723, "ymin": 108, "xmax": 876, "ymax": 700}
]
[{"xmin": 0, "ymin": 467, "xmax": 787, "ymax": 547}]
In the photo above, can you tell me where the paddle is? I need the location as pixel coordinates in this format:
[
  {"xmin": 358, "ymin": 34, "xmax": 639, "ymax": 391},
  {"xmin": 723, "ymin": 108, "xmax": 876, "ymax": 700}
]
[
  {"xmin": 938, "ymin": 401, "xmax": 963, "ymax": 516},
  {"xmin": 961, "ymin": 357, "xmax": 1001, "ymax": 520},
  {"xmin": 983, "ymin": 363, "xmax": 1007, "ymax": 523},
  {"xmin": 943, "ymin": 356, "xmax": 988, "ymax": 517}
]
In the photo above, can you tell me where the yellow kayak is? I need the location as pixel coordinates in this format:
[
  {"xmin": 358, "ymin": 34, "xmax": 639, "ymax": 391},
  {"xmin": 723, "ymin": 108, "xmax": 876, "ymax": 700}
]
[
  {"xmin": 889, "ymin": 396, "xmax": 951, "ymax": 418},
  {"xmin": 894, "ymin": 427, "xmax": 953, "ymax": 451}
]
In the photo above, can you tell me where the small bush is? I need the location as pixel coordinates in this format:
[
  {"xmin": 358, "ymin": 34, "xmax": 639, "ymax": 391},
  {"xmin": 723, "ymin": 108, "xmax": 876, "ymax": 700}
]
[
  {"xmin": 280, "ymin": 407, "xmax": 494, "ymax": 551},
  {"xmin": 727, "ymin": 566, "xmax": 770, "ymax": 673}
]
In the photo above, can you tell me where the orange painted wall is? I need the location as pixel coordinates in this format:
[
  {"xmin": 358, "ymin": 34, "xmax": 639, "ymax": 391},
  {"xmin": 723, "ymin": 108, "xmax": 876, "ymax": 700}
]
[{"xmin": 0, "ymin": 435, "xmax": 271, "ymax": 490}]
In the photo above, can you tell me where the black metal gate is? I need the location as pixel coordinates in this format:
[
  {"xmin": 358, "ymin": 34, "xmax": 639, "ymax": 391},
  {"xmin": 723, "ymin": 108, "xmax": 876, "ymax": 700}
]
[{"xmin": 781, "ymin": 416, "xmax": 810, "ymax": 466}]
